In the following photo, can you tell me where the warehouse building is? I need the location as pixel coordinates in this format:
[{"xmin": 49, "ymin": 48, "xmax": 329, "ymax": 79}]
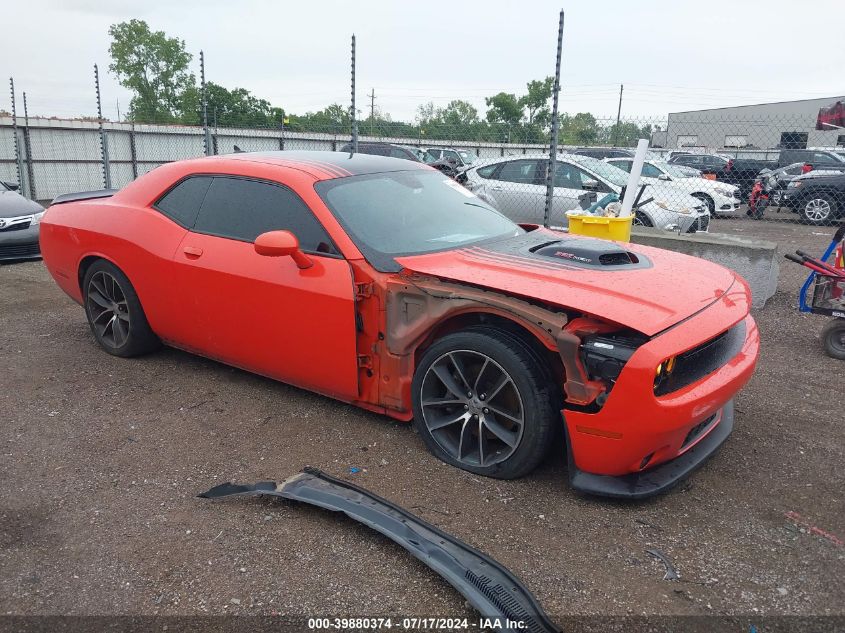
[{"xmin": 652, "ymin": 95, "xmax": 845, "ymax": 151}]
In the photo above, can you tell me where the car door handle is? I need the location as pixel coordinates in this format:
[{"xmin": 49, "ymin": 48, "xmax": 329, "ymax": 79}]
[{"xmin": 183, "ymin": 245, "xmax": 203, "ymax": 259}]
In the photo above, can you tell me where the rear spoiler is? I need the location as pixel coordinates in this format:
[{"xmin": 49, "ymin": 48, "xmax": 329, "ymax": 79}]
[{"xmin": 51, "ymin": 189, "xmax": 118, "ymax": 206}]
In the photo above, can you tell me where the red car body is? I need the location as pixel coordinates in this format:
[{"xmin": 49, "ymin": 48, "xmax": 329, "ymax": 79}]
[{"xmin": 40, "ymin": 151, "xmax": 759, "ymax": 498}]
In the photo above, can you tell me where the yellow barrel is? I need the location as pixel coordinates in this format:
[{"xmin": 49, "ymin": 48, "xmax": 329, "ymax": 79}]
[{"xmin": 567, "ymin": 214, "xmax": 634, "ymax": 242}]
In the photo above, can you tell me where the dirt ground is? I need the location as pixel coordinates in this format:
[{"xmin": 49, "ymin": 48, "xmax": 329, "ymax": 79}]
[{"xmin": 0, "ymin": 216, "xmax": 843, "ymax": 627}]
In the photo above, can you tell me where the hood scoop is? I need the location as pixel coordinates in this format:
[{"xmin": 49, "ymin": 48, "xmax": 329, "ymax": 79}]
[{"xmin": 530, "ymin": 238, "xmax": 649, "ymax": 270}]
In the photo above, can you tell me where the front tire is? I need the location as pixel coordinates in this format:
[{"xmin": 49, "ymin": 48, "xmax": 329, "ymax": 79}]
[
  {"xmin": 411, "ymin": 327, "xmax": 557, "ymax": 479},
  {"xmin": 821, "ymin": 318, "xmax": 845, "ymax": 360},
  {"xmin": 691, "ymin": 192, "xmax": 715, "ymax": 216},
  {"xmin": 82, "ymin": 260, "xmax": 160, "ymax": 357}
]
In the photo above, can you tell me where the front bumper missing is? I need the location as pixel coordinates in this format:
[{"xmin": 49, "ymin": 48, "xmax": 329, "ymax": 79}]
[
  {"xmin": 566, "ymin": 401, "xmax": 734, "ymax": 499},
  {"xmin": 200, "ymin": 467, "xmax": 561, "ymax": 633}
]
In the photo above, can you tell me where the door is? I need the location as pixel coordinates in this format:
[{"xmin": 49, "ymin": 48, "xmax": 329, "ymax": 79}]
[
  {"xmin": 547, "ymin": 161, "xmax": 616, "ymax": 226},
  {"xmin": 169, "ymin": 175, "xmax": 359, "ymax": 400},
  {"xmin": 482, "ymin": 159, "xmax": 546, "ymax": 222}
]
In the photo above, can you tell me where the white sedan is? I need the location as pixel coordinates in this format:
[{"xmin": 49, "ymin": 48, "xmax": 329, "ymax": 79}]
[{"xmin": 606, "ymin": 158, "xmax": 743, "ymax": 217}]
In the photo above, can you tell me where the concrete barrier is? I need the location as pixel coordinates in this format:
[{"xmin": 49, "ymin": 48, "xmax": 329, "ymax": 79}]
[{"xmin": 630, "ymin": 228, "xmax": 779, "ymax": 309}]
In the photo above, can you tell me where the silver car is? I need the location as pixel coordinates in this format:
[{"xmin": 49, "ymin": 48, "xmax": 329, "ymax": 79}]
[
  {"xmin": 459, "ymin": 154, "xmax": 710, "ymax": 233},
  {"xmin": 0, "ymin": 181, "xmax": 44, "ymax": 262}
]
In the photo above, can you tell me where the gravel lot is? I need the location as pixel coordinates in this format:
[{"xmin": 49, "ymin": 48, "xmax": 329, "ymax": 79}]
[{"xmin": 1, "ymin": 217, "xmax": 843, "ymax": 626}]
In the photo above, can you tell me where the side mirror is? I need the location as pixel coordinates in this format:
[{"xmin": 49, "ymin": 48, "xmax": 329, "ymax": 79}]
[
  {"xmin": 582, "ymin": 179, "xmax": 601, "ymax": 192},
  {"xmin": 254, "ymin": 230, "xmax": 313, "ymax": 269},
  {"xmin": 658, "ymin": 173, "xmax": 671, "ymax": 181},
  {"xmin": 2, "ymin": 181, "xmax": 19, "ymax": 191}
]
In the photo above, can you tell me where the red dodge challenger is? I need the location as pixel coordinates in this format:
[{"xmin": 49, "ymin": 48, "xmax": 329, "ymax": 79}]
[{"xmin": 40, "ymin": 151, "xmax": 759, "ymax": 498}]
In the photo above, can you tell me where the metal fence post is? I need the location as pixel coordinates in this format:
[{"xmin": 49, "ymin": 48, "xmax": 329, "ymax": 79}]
[
  {"xmin": 94, "ymin": 64, "xmax": 112, "ymax": 190},
  {"xmin": 9, "ymin": 78, "xmax": 25, "ymax": 197},
  {"xmin": 200, "ymin": 50, "xmax": 211, "ymax": 157},
  {"xmin": 350, "ymin": 34, "xmax": 358, "ymax": 153},
  {"xmin": 129, "ymin": 121, "xmax": 138, "ymax": 179},
  {"xmin": 279, "ymin": 118, "xmax": 285, "ymax": 151},
  {"xmin": 22, "ymin": 91, "xmax": 36, "ymax": 200},
  {"xmin": 543, "ymin": 9, "xmax": 565, "ymax": 229}
]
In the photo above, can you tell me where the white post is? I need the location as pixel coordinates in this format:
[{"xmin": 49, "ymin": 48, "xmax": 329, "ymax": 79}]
[{"xmin": 619, "ymin": 138, "xmax": 649, "ymax": 217}]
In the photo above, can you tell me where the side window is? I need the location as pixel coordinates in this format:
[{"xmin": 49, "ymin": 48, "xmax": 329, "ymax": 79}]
[
  {"xmin": 497, "ymin": 160, "xmax": 540, "ymax": 184},
  {"xmin": 641, "ymin": 163, "xmax": 663, "ymax": 178},
  {"xmin": 425, "ymin": 149, "xmax": 441, "ymax": 162},
  {"xmin": 193, "ymin": 177, "xmax": 338, "ymax": 255},
  {"xmin": 475, "ymin": 164, "xmax": 497, "ymax": 179},
  {"xmin": 554, "ymin": 163, "xmax": 604, "ymax": 191},
  {"xmin": 153, "ymin": 176, "xmax": 213, "ymax": 227},
  {"xmin": 612, "ymin": 160, "xmax": 633, "ymax": 173}
]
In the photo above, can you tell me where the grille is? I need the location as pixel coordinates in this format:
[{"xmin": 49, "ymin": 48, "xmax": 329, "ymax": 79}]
[
  {"xmin": 0, "ymin": 221, "xmax": 31, "ymax": 232},
  {"xmin": 655, "ymin": 321, "xmax": 747, "ymax": 395},
  {"xmin": 681, "ymin": 413, "xmax": 718, "ymax": 449},
  {"xmin": 0, "ymin": 242, "xmax": 41, "ymax": 259}
]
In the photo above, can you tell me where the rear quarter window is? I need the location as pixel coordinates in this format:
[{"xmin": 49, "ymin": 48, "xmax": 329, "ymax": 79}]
[{"xmin": 153, "ymin": 176, "xmax": 213, "ymax": 227}]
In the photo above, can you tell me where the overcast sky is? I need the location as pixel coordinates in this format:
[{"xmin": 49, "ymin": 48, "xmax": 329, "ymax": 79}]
[{"xmin": 3, "ymin": 0, "xmax": 843, "ymax": 123}]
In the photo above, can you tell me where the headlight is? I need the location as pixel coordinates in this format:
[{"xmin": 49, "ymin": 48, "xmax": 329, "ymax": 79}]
[
  {"xmin": 655, "ymin": 200, "xmax": 693, "ymax": 214},
  {"xmin": 713, "ymin": 187, "xmax": 733, "ymax": 197},
  {"xmin": 30, "ymin": 211, "xmax": 45, "ymax": 225},
  {"xmin": 654, "ymin": 356, "xmax": 677, "ymax": 391},
  {"xmin": 787, "ymin": 181, "xmax": 802, "ymax": 189}
]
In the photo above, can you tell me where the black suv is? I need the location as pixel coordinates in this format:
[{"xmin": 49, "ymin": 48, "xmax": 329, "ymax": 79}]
[
  {"xmin": 338, "ymin": 142, "xmax": 421, "ymax": 162},
  {"xmin": 782, "ymin": 171, "xmax": 845, "ymax": 225}
]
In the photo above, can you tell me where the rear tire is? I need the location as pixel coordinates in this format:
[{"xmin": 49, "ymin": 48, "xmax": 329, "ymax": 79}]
[
  {"xmin": 821, "ymin": 318, "xmax": 845, "ymax": 360},
  {"xmin": 800, "ymin": 193, "xmax": 837, "ymax": 225},
  {"xmin": 411, "ymin": 327, "xmax": 557, "ymax": 479},
  {"xmin": 82, "ymin": 259, "xmax": 160, "ymax": 357}
]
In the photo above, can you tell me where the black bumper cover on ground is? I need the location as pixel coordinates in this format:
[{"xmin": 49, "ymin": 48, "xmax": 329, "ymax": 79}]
[
  {"xmin": 200, "ymin": 467, "xmax": 561, "ymax": 633},
  {"xmin": 567, "ymin": 400, "xmax": 735, "ymax": 499}
]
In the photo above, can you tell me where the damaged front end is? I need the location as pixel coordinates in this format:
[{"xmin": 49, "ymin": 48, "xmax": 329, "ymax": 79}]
[
  {"xmin": 200, "ymin": 468, "xmax": 561, "ymax": 633},
  {"xmin": 382, "ymin": 274, "xmax": 643, "ymax": 413}
]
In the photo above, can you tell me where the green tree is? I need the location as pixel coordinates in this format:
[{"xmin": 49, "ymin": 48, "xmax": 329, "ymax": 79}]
[
  {"xmin": 521, "ymin": 77, "xmax": 554, "ymax": 126},
  {"xmin": 108, "ymin": 19, "xmax": 195, "ymax": 123},
  {"xmin": 202, "ymin": 82, "xmax": 281, "ymax": 128},
  {"xmin": 484, "ymin": 92, "xmax": 523, "ymax": 125},
  {"xmin": 440, "ymin": 100, "xmax": 479, "ymax": 126},
  {"xmin": 560, "ymin": 112, "xmax": 599, "ymax": 145}
]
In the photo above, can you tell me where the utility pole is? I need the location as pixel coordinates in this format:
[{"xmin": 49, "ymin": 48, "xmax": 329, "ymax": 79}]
[
  {"xmin": 613, "ymin": 83, "xmax": 623, "ymax": 147},
  {"xmin": 368, "ymin": 88, "xmax": 376, "ymax": 135}
]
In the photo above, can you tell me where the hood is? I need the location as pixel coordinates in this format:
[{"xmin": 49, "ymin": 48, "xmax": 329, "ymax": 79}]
[
  {"xmin": 395, "ymin": 230, "xmax": 737, "ymax": 336},
  {"xmin": 0, "ymin": 189, "xmax": 43, "ymax": 218}
]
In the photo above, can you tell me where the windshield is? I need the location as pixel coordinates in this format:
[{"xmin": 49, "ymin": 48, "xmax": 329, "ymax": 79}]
[
  {"xmin": 315, "ymin": 171, "xmax": 523, "ymax": 270},
  {"xmin": 568, "ymin": 155, "xmax": 629, "ymax": 187},
  {"xmin": 654, "ymin": 162, "xmax": 694, "ymax": 178},
  {"xmin": 458, "ymin": 150, "xmax": 478, "ymax": 164}
]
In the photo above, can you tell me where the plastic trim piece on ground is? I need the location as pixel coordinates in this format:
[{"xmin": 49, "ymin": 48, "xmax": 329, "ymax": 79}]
[{"xmin": 199, "ymin": 467, "xmax": 561, "ymax": 633}]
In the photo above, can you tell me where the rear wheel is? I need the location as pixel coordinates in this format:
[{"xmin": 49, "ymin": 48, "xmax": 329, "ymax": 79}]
[
  {"xmin": 821, "ymin": 318, "xmax": 845, "ymax": 360},
  {"xmin": 411, "ymin": 327, "xmax": 557, "ymax": 479},
  {"xmin": 800, "ymin": 194, "xmax": 837, "ymax": 225},
  {"xmin": 83, "ymin": 260, "xmax": 160, "ymax": 357}
]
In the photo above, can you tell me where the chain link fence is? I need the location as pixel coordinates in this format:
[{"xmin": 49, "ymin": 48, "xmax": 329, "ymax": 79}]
[{"xmin": 2, "ymin": 108, "xmax": 844, "ymax": 229}]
